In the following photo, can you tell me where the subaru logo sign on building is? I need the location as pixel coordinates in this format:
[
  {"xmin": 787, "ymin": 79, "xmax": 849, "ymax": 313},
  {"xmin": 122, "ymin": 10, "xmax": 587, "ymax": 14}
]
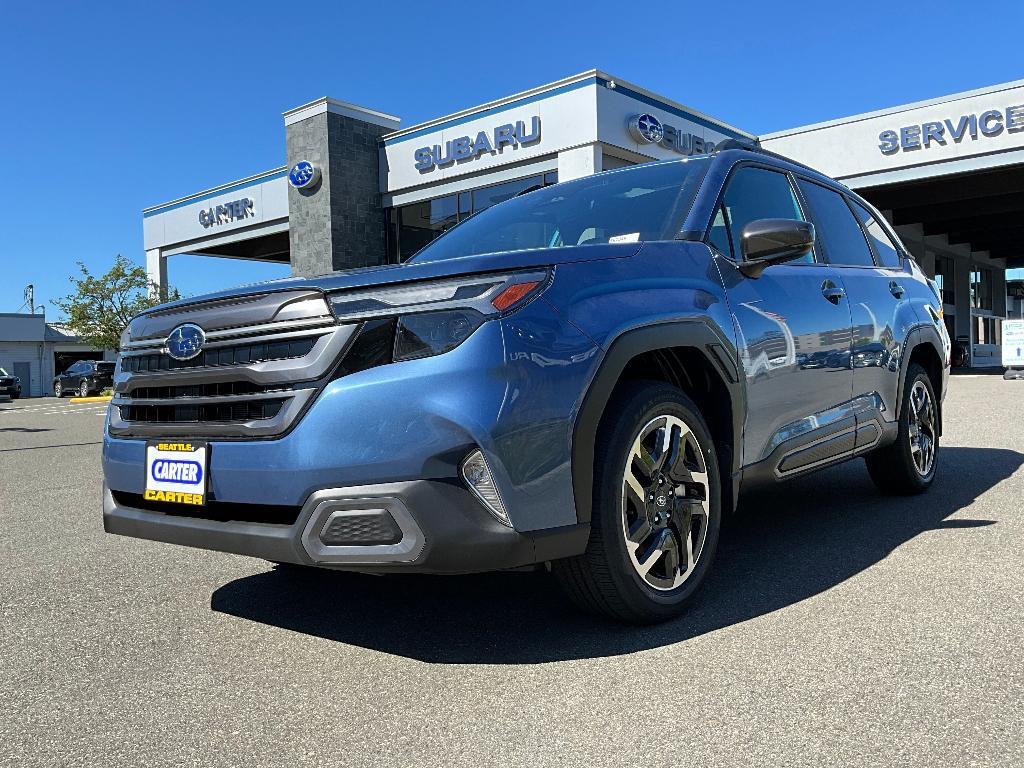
[
  {"xmin": 629, "ymin": 113, "xmax": 665, "ymax": 144},
  {"xmin": 413, "ymin": 117, "xmax": 542, "ymax": 173},
  {"xmin": 165, "ymin": 323, "xmax": 206, "ymax": 361},
  {"xmin": 288, "ymin": 160, "xmax": 321, "ymax": 189},
  {"xmin": 628, "ymin": 113, "xmax": 716, "ymax": 156}
]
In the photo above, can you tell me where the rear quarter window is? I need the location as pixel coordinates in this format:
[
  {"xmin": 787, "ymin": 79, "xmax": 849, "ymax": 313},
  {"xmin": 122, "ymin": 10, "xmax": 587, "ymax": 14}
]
[{"xmin": 851, "ymin": 201, "xmax": 904, "ymax": 269}]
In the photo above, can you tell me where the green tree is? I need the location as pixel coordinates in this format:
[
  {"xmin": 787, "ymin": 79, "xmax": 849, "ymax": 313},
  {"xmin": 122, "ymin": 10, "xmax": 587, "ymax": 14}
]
[{"xmin": 53, "ymin": 254, "xmax": 179, "ymax": 351}]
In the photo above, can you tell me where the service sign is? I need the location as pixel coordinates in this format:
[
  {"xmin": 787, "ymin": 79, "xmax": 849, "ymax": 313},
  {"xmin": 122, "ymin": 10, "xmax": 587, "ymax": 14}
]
[
  {"xmin": 1002, "ymin": 319, "xmax": 1024, "ymax": 368},
  {"xmin": 145, "ymin": 441, "xmax": 209, "ymax": 506}
]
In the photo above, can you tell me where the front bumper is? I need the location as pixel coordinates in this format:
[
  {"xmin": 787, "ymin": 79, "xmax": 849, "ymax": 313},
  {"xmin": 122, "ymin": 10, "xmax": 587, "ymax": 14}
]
[
  {"xmin": 102, "ymin": 480, "xmax": 587, "ymax": 574},
  {"xmin": 0, "ymin": 386, "xmax": 19, "ymax": 397},
  {"xmin": 102, "ymin": 295, "xmax": 600, "ymax": 571}
]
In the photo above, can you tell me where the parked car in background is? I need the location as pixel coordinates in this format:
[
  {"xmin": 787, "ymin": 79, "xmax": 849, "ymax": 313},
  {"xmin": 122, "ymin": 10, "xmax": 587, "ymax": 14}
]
[
  {"xmin": 0, "ymin": 367, "xmax": 22, "ymax": 399},
  {"xmin": 54, "ymin": 360, "xmax": 115, "ymax": 398}
]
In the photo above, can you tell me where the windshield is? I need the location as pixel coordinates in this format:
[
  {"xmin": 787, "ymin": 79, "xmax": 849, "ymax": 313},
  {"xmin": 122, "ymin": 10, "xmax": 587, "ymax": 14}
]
[
  {"xmin": 0, "ymin": 368, "xmax": 8, "ymax": 376},
  {"xmin": 410, "ymin": 158, "xmax": 710, "ymax": 263}
]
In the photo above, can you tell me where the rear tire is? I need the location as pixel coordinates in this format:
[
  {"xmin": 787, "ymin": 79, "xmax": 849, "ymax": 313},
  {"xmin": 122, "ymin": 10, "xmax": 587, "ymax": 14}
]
[
  {"xmin": 553, "ymin": 381, "xmax": 721, "ymax": 624},
  {"xmin": 79, "ymin": 381, "xmax": 89, "ymax": 398},
  {"xmin": 864, "ymin": 363, "xmax": 938, "ymax": 495}
]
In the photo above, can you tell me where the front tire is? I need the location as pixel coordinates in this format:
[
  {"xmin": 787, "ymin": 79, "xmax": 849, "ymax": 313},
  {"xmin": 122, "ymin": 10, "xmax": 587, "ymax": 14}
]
[
  {"xmin": 53, "ymin": 381, "xmax": 63, "ymax": 398},
  {"xmin": 864, "ymin": 363, "xmax": 938, "ymax": 494},
  {"xmin": 554, "ymin": 381, "xmax": 722, "ymax": 623}
]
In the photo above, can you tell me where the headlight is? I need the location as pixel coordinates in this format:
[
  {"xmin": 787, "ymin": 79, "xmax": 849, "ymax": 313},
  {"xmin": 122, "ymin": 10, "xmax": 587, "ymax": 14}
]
[
  {"xmin": 327, "ymin": 271, "xmax": 548, "ymax": 323},
  {"xmin": 328, "ymin": 271, "xmax": 548, "ymax": 364}
]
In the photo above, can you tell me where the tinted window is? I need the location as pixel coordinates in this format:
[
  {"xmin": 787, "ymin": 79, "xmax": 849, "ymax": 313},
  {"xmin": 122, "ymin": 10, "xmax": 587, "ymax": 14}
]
[
  {"xmin": 708, "ymin": 206, "xmax": 731, "ymax": 256},
  {"xmin": 718, "ymin": 166, "xmax": 812, "ymax": 263},
  {"xmin": 411, "ymin": 159, "xmax": 710, "ymax": 262},
  {"xmin": 65, "ymin": 363, "xmax": 82, "ymax": 374},
  {"xmin": 797, "ymin": 180, "xmax": 875, "ymax": 267},
  {"xmin": 851, "ymin": 201, "xmax": 903, "ymax": 268},
  {"xmin": 96, "ymin": 362, "xmax": 115, "ymax": 372}
]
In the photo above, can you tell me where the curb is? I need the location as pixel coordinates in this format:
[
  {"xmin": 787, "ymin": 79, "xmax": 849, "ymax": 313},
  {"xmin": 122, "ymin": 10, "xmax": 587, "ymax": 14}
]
[{"xmin": 69, "ymin": 396, "xmax": 113, "ymax": 404}]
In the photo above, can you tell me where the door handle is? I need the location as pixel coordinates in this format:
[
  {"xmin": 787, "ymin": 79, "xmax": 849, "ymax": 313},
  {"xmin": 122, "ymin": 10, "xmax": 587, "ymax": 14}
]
[
  {"xmin": 821, "ymin": 281, "xmax": 845, "ymax": 305},
  {"xmin": 889, "ymin": 280, "xmax": 905, "ymax": 298}
]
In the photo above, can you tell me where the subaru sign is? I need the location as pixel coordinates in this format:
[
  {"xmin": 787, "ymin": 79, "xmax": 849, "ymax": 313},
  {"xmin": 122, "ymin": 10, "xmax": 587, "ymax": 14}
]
[
  {"xmin": 165, "ymin": 323, "xmax": 206, "ymax": 361},
  {"xmin": 628, "ymin": 113, "xmax": 715, "ymax": 156},
  {"xmin": 288, "ymin": 160, "xmax": 321, "ymax": 189},
  {"xmin": 414, "ymin": 117, "xmax": 541, "ymax": 172}
]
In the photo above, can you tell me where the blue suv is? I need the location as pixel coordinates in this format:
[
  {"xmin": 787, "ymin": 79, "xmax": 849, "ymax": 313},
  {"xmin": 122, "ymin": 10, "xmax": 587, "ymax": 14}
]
[{"xmin": 103, "ymin": 146, "xmax": 948, "ymax": 623}]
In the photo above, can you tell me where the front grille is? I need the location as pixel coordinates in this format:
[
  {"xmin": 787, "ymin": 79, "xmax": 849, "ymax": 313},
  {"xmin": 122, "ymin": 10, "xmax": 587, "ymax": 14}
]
[
  {"xmin": 118, "ymin": 399, "xmax": 285, "ymax": 424},
  {"xmin": 112, "ymin": 490, "xmax": 300, "ymax": 526},
  {"xmin": 110, "ymin": 291, "xmax": 358, "ymax": 439},
  {"xmin": 122, "ymin": 336, "xmax": 319, "ymax": 372},
  {"xmin": 125, "ymin": 381, "xmax": 270, "ymax": 400}
]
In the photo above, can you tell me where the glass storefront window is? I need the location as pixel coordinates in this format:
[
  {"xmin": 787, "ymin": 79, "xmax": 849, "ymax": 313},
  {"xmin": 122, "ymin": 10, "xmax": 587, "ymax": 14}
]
[
  {"xmin": 974, "ymin": 316, "xmax": 1001, "ymax": 346},
  {"xmin": 970, "ymin": 268, "xmax": 993, "ymax": 310},
  {"xmin": 472, "ymin": 175, "xmax": 546, "ymax": 212},
  {"xmin": 933, "ymin": 254, "xmax": 954, "ymax": 306},
  {"xmin": 386, "ymin": 172, "xmax": 559, "ymax": 262}
]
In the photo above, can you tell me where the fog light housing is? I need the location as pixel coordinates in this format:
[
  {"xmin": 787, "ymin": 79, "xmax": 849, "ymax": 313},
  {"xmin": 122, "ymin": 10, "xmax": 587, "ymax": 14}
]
[{"xmin": 461, "ymin": 449, "xmax": 511, "ymax": 527}]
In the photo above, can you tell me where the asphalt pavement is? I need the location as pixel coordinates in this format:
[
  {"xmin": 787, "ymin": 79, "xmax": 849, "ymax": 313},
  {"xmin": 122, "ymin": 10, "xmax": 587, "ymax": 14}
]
[{"xmin": 1, "ymin": 381, "xmax": 1022, "ymax": 767}]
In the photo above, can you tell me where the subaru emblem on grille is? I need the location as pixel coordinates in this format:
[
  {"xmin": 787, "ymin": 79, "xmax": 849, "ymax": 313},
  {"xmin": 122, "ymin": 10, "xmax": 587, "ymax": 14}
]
[{"xmin": 165, "ymin": 323, "xmax": 206, "ymax": 361}]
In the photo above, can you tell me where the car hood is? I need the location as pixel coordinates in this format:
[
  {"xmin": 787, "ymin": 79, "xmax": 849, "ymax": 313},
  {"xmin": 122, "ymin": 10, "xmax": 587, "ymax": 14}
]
[{"xmin": 144, "ymin": 243, "xmax": 643, "ymax": 313}]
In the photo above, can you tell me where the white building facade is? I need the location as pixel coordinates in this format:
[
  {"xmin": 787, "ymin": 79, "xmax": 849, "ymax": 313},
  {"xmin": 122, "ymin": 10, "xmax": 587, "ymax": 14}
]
[{"xmin": 143, "ymin": 71, "xmax": 1024, "ymax": 367}]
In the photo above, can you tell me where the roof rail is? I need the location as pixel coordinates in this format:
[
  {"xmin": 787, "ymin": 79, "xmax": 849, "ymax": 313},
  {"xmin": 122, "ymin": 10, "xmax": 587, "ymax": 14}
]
[
  {"xmin": 713, "ymin": 137, "xmax": 825, "ymax": 176},
  {"xmin": 712, "ymin": 137, "xmax": 760, "ymax": 152}
]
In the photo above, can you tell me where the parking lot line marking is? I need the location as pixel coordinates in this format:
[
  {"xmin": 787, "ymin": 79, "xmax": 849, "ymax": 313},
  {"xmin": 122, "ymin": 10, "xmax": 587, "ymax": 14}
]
[{"xmin": 0, "ymin": 405, "xmax": 110, "ymax": 417}]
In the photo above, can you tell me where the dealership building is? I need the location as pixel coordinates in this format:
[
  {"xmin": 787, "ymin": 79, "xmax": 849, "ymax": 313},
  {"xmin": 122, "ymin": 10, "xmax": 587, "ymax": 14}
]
[{"xmin": 143, "ymin": 70, "xmax": 1024, "ymax": 367}]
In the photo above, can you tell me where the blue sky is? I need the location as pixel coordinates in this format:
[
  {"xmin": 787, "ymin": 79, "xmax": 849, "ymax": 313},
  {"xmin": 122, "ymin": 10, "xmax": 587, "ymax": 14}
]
[{"xmin": 2, "ymin": 1, "xmax": 1022, "ymax": 317}]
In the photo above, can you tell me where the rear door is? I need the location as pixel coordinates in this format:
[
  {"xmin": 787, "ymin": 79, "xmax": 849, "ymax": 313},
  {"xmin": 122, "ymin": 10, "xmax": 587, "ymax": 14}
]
[
  {"xmin": 710, "ymin": 164, "xmax": 854, "ymax": 471},
  {"xmin": 795, "ymin": 179, "xmax": 918, "ymax": 442}
]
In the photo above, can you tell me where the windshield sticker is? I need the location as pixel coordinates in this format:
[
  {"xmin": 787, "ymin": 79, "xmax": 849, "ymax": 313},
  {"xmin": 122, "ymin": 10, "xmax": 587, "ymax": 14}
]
[{"xmin": 609, "ymin": 233, "xmax": 640, "ymax": 244}]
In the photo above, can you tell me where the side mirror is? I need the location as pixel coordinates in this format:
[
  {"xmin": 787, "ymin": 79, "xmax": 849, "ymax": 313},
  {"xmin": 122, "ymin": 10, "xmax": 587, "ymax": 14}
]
[{"xmin": 739, "ymin": 218, "xmax": 815, "ymax": 278}]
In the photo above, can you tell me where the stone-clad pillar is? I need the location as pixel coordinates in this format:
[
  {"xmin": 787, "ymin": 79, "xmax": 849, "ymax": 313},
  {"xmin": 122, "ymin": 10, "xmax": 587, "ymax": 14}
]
[{"xmin": 284, "ymin": 99, "xmax": 400, "ymax": 276}]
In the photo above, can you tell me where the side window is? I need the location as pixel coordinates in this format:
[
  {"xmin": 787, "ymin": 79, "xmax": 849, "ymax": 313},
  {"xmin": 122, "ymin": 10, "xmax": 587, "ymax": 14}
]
[
  {"xmin": 718, "ymin": 166, "xmax": 813, "ymax": 264},
  {"xmin": 796, "ymin": 180, "xmax": 875, "ymax": 267},
  {"xmin": 708, "ymin": 206, "xmax": 731, "ymax": 256},
  {"xmin": 851, "ymin": 201, "xmax": 903, "ymax": 268}
]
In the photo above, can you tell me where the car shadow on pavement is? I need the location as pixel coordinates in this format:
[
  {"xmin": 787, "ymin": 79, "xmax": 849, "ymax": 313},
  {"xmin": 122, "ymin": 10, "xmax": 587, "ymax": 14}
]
[{"xmin": 211, "ymin": 446, "xmax": 1021, "ymax": 664}]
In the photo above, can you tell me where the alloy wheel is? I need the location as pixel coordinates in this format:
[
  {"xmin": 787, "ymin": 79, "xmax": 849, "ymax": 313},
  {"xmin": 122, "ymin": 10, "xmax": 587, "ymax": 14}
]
[
  {"xmin": 908, "ymin": 380, "xmax": 937, "ymax": 476},
  {"xmin": 621, "ymin": 414, "xmax": 710, "ymax": 591}
]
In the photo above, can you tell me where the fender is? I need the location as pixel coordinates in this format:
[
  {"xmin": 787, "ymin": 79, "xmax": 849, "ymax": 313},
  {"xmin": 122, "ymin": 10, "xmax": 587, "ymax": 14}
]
[
  {"xmin": 570, "ymin": 319, "xmax": 745, "ymax": 524},
  {"xmin": 896, "ymin": 322, "xmax": 946, "ymax": 435}
]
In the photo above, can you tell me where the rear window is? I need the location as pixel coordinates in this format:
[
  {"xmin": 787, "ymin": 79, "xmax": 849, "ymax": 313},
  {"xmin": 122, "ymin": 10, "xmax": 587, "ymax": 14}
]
[
  {"xmin": 96, "ymin": 362, "xmax": 115, "ymax": 372},
  {"xmin": 852, "ymin": 201, "xmax": 904, "ymax": 268},
  {"xmin": 797, "ymin": 180, "xmax": 875, "ymax": 267}
]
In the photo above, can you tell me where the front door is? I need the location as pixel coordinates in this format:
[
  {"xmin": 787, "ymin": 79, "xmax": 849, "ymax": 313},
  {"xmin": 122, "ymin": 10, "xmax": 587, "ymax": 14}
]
[{"xmin": 709, "ymin": 165, "xmax": 854, "ymax": 470}]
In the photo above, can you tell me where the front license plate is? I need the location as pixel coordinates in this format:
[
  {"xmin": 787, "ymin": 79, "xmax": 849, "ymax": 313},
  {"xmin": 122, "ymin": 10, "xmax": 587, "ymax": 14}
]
[{"xmin": 144, "ymin": 441, "xmax": 208, "ymax": 506}]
